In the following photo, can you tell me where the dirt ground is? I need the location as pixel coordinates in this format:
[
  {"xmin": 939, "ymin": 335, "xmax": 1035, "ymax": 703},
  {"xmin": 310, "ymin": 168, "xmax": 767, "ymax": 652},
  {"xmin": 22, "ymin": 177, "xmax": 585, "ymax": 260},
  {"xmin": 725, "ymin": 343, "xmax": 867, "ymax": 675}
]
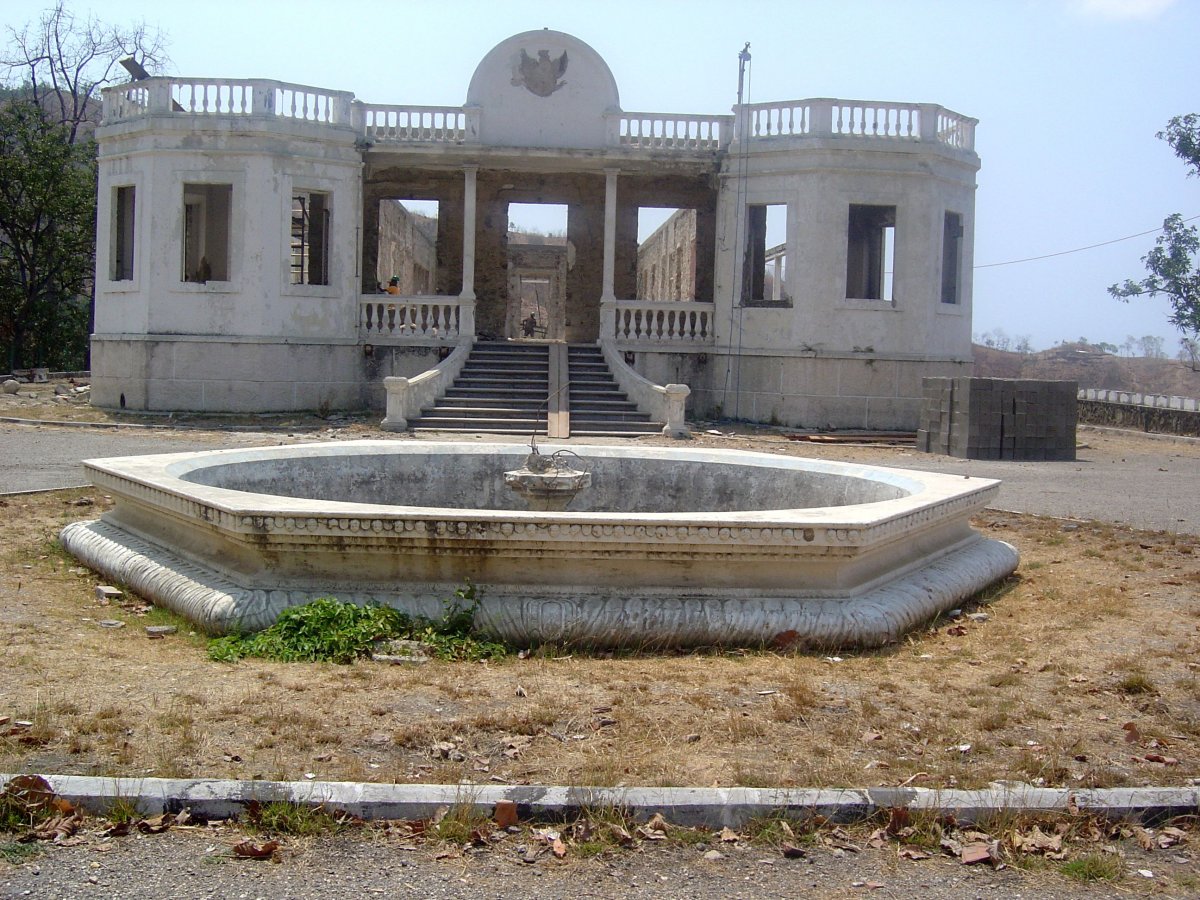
[{"xmin": 2, "ymin": 482, "xmax": 1198, "ymax": 795}]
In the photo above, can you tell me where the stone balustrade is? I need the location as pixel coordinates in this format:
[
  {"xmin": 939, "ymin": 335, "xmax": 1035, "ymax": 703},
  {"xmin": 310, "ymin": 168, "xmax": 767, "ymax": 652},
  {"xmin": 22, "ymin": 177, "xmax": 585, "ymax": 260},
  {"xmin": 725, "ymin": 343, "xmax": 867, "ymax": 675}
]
[
  {"xmin": 602, "ymin": 300, "xmax": 714, "ymax": 346},
  {"xmin": 611, "ymin": 112, "xmax": 730, "ymax": 151},
  {"xmin": 359, "ymin": 296, "xmax": 472, "ymax": 343},
  {"xmin": 102, "ymin": 79, "xmax": 975, "ymax": 154},
  {"xmin": 359, "ymin": 104, "xmax": 477, "ymax": 143},
  {"xmin": 102, "ymin": 77, "xmax": 354, "ymax": 125},
  {"xmin": 738, "ymin": 98, "xmax": 976, "ymax": 152}
]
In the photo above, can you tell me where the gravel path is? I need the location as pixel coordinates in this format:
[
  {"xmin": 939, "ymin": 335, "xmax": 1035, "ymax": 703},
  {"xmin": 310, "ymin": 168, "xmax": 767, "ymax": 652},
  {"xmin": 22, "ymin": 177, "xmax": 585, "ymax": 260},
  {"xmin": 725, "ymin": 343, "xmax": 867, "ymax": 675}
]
[{"xmin": 1, "ymin": 827, "xmax": 1177, "ymax": 899}]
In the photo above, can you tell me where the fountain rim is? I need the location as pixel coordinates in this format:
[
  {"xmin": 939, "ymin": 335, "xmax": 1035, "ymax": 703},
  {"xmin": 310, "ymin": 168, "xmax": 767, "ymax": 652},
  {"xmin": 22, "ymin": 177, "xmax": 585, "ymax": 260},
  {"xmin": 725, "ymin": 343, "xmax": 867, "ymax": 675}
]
[{"xmin": 81, "ymin": 440, "xmax": 1001, "ymax": 532}]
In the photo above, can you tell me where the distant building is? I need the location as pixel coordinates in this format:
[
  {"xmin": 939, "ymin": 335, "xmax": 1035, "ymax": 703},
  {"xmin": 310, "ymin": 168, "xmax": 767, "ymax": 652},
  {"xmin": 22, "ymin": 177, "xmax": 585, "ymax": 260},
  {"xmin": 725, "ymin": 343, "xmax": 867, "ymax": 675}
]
[{"xmin": 91, "ymin": 29, "xmax": 978, "ymax": 428}]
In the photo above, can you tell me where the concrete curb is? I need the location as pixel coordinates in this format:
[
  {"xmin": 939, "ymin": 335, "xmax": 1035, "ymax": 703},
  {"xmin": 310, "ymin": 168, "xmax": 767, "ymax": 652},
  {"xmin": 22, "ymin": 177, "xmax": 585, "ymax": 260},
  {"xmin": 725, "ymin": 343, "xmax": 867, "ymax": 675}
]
[{"xmin": 3, "ymin": 775, "xmax": 1195, "ymax": 828}]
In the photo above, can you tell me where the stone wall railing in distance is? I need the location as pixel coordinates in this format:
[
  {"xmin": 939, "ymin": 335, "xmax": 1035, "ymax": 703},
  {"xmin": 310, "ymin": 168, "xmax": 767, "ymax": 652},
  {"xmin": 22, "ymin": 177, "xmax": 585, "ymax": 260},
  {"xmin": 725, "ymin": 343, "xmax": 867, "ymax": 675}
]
[{"xmin": 1077, "ymin": 389, "xmax": 1200, "ymax": 438}]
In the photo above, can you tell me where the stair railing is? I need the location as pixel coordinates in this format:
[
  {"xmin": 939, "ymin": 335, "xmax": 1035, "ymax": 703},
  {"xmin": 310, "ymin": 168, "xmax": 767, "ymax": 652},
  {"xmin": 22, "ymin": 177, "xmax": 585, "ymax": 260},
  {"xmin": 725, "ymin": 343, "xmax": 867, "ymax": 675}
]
[
  {"xmin": 596, "ymin": 342, "xmax": 691, "ymax": 439},
  {"xmin": 380, "ymin": 341, "xmax": 473, "ymax": 431}
]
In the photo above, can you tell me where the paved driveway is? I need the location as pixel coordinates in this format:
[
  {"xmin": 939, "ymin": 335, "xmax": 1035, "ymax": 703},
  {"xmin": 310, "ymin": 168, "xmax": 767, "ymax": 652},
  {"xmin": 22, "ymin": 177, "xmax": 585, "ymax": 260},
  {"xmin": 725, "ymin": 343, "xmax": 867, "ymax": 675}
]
[{"xmin": 3, "ymin": 421, "xmax": 1197, "ymax": 534}]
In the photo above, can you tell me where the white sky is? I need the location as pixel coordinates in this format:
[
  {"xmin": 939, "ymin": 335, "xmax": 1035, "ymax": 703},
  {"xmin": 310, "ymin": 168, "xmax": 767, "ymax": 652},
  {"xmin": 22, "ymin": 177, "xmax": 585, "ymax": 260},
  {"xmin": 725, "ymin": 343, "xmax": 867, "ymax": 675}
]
[{"xmin": 2, "ymin": 0, "xmax": 1196, "ymax": 351}]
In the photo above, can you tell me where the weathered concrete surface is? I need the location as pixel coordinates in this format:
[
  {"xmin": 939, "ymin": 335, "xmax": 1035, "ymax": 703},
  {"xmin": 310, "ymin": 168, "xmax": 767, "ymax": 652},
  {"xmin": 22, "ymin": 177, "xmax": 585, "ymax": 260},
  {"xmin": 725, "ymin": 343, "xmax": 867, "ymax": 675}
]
[
  {"xmin": 3, "ymin": 774, "xmax": 1195, "ymax": 828},
  {"xmin": 57, "ymin": 441, "xmax": 1017, "ymax": 643}
]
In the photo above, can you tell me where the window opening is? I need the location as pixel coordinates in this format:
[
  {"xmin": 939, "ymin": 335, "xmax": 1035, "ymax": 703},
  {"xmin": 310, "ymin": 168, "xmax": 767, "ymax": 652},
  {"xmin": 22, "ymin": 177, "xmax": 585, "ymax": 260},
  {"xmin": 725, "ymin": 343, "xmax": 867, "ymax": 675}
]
[
  {"xmin": 636, "ymin": 207, "xmax": 697, "ymax": 301},
  {"xmin": 941, "ymin": 211, "xmax": 963, "ymax": 304},
  {"xmin": 377, "ymin": 199, "xmax": 438, "ymax": 294},
  {"xmin": 846, "ymin": 204, "xmax": 896, "ymax": 301},
  {"xmin": 290, "ymin": 191, "xmax": 330, "ymax": 285},
  {"xmin": 112, "ymin": 186, "xmax": 135, "ymax": 281},
  {"xmin": 743, "ymin": 203, "xmax": 788, "ymax": 306},
  {"xmin": 181, "ymin": 183, "xmax": 232, "ymax": 282}
]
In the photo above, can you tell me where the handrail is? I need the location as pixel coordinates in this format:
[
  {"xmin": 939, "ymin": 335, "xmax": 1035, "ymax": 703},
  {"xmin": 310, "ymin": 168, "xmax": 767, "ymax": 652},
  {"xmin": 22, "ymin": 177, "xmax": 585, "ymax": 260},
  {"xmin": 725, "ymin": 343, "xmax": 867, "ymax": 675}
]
[
  {"xmin": 102, "ymin": 79, "xmax": 975, "ymax": 154},
  {"xmin": 381, "ymin": 340, "xmax": 473, "ymax": 431},
  {"xmin": 597, "ymin": 340, "xmax": 690, "ymax": 439}
]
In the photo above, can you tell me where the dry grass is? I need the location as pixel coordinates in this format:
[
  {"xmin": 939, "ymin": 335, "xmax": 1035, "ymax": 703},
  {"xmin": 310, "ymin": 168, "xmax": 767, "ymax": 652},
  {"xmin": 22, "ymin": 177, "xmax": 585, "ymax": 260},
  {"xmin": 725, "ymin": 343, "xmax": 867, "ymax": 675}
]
[{"xmin": 2, "ymin": 477, "xmax": 1199, "ymax": 792}]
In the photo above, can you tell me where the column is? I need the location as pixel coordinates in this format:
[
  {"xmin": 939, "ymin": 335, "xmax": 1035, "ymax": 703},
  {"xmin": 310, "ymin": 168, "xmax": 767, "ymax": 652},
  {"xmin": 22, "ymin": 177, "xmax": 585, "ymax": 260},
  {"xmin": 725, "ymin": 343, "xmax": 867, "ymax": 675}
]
[
  {"xmin": 460, "ymin": 165, "xmax": 478, "ymax": 301},
  {"xmin": 601, "ymin": 168, "xmax": 618, "ymax": 302}
]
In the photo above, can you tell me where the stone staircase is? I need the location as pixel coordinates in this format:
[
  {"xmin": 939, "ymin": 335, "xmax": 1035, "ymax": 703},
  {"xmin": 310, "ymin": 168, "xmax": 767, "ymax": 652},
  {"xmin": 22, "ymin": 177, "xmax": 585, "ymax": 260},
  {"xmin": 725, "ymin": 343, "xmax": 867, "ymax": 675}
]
[
  {"xmin": 410, "ymin": 341, "xmax": 662, "ymax": 436},
  {"xmin": 566, "ymin": 344, "xmax": 659, "ymax": 437}
]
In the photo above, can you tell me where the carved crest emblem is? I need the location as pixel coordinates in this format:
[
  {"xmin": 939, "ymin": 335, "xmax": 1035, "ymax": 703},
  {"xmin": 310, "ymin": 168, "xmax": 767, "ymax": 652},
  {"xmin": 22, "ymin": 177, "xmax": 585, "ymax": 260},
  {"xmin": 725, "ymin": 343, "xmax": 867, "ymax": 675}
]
[{"xmin": 512, "ymin": 49, "xmax": 568, "ymax": 98}]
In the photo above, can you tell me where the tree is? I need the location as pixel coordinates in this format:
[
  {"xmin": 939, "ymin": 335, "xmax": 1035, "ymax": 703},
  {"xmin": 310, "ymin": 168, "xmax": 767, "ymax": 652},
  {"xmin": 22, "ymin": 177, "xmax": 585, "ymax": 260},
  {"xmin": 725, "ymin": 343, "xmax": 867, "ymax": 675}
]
[
  {"xmin": 0, "ymin": 101, "xmax": 95, "ymax": 370},
  {"xmin": 1179, "ymin": 337, "xmax": 1199, "ymax": 372},
  {"xmin": 1109, "ymin": 115, "xmax": 1200, "ymax": 340},
  {"xmin": 0, "ymin": 3, "xmax": 167, "ymax": 371},
  {"xmin": 2, "ymin": 1, "xmax": 167, "ymax": 144}
]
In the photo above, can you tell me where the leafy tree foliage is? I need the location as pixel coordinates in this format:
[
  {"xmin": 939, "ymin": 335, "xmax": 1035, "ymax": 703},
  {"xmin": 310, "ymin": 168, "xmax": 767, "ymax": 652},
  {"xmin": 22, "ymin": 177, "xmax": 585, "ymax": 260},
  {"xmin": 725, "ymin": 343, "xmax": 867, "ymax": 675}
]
[
  {"xmin": 1109, "ymin": 115, "xmax": 1200, "ymax": 339},
  {"xmin": 0, "ymin": 3, "xmax": 168, "ymax": 372},
  {"xmin": 0, "ymin": 101, "xmax": 95, "ymax": 370}
]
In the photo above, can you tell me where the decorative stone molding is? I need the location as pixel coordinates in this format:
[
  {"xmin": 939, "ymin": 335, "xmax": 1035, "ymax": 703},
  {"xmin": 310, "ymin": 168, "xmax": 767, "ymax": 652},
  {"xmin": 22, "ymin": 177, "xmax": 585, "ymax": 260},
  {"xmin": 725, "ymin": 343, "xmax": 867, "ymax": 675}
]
[{"xmin": 62, "ymin": 442, "xmax": 1018, "ymax": 647}]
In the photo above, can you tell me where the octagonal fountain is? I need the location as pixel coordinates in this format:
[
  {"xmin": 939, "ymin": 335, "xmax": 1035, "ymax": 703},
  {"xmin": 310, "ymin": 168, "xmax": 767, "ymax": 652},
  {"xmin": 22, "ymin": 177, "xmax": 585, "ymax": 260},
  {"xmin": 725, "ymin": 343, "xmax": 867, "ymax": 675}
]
[{"xmin": 59, "ymin": 441, "xmax": 1018, "ymax": 649}]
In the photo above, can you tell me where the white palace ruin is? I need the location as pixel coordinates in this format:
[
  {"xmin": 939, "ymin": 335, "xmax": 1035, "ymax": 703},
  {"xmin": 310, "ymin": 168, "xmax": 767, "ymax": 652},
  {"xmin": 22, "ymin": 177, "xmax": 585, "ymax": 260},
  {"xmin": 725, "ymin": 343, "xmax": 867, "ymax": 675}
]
[{"xmin": 91, "ymin": 29, "xmax": 979, "ymax": 432}]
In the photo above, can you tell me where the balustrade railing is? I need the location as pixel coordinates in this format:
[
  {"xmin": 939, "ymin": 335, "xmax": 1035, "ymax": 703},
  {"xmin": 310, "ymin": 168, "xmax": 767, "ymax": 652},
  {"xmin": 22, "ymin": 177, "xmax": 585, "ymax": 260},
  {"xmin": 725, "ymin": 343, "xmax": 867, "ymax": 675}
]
[
  {"xmin": 613, "ymin": 112, "xmax": 730, "ymax": 151},
  {"xmin": 605, "ymin": 301, "xmax": 713, "ymax": 346},
  {"xmin": 748, "ymin": 101, "xmax": 812, "ymax": 138},
  {"xmin": 360, "ymin": 105, "xmax": 476, "ymax": 143},
  {"xmin": 738, "ymin": 98, "xmax": 975, "ymax": 152},
  {"xmin": 102, "ymin": 79, "xmax": 975, "ymax": 154},
  {"xmin": 102, "ymin": 77, "xmax": 354, "ymax": 125},
  {"xmin": 359, "ymin": 296, "xmax": 466, "ymax": 342}
]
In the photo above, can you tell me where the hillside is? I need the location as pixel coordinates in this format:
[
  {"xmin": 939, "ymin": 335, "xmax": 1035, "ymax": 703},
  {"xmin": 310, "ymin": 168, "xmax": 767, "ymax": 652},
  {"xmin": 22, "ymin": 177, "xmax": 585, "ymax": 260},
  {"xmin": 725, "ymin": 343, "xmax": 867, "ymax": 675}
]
[{"xmin": 972, "ymin": 343, "xmax": 1200, "ymax": 399}]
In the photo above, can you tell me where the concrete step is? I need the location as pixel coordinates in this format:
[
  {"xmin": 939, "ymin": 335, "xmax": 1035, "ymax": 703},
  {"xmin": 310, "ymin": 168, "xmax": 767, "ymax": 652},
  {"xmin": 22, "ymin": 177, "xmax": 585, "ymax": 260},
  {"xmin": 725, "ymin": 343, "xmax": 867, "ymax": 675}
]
[
  {"xmin": 421, "ymin": 406, "xmax": 545, "ymax": 418},
  {"xmin": 436, "ymin": 393, "xmax": 544, "ymax": 408},
  {"xmin": 413, "ymin": 416, "xmax": 546, "ymax": 431}
]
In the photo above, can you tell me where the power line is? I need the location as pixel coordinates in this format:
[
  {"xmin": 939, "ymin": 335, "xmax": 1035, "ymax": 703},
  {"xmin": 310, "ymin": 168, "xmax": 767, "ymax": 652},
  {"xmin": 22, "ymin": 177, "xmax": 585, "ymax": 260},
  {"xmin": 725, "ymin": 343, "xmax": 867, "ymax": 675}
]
[{"xmin": 975, "ymin": 214, "xmax": 1200, "ymax": 269}]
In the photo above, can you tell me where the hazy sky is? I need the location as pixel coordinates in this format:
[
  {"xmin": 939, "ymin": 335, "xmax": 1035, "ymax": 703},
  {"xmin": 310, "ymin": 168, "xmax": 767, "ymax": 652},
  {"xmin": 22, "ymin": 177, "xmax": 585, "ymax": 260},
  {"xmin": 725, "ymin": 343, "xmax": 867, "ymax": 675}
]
[{"xmin": 2, "ymin": 0, "xmax": 1196, "ymax": 352}]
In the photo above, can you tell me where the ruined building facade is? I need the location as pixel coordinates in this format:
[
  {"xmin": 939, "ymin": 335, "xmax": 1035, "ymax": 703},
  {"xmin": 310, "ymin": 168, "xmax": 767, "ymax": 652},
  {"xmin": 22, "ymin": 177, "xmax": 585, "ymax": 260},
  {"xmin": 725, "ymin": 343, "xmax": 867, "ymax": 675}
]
[{"xmin": 90, "ymin": 30, "xmax": 979, "ymax": 428}]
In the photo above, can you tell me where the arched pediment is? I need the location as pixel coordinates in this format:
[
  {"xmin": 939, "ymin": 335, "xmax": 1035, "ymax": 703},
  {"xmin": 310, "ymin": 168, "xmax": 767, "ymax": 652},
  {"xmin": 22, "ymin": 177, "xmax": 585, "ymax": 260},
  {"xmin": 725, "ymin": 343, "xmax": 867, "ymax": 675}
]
[{"xmin": 465, "ymin": 29, "xmax": 621, "ymax": 150}]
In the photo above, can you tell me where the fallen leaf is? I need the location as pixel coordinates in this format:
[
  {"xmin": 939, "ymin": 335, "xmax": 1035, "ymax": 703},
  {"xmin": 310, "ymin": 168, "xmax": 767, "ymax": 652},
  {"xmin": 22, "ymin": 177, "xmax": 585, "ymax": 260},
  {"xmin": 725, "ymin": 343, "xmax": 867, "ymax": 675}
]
[
  {"xmin": 232, "ymin": 839, "xmax": 279, "ymax": 860},
  {"xmin": 781, "ymin": 843, "xmax": 805, "ymax": 859},
  {"xmin": 608, "ymin": 823, "xmax": 634, "ymax": 847},
  {"xmin": 899, "ymin": 846, "xmax": 931, "ymax": 860},
  {"xmin": 719, "ymin": 826, "xmax": 740, "ymax": 843},
  {"xmin": 960, "ymin": 842, "xmax": 994, "ymax": 865},
  {"xmin": 493, "ymin": 800, "xmax": 518, "ymax": 829},
  {"xmin": 551, "ymin": 837, "xmax": 567, "ymax": 858},
  {"xmin": 886, "ymin": 807, "xmax": 911, "ymax": 835},
  {"xmin": 2, "ymin": 774, "xmax": 56, "ymax": 813},
  {"xmin": 1123, "ymin": 722, "xmax": 1143, "ymax": 744},
  {"xmin": 1143, "ymin": 753, "xmax": 1179, "ymax": 765},
  {"xmin": 1158, "ymin": 827, "xmax": 1187, "ymax": 849}
]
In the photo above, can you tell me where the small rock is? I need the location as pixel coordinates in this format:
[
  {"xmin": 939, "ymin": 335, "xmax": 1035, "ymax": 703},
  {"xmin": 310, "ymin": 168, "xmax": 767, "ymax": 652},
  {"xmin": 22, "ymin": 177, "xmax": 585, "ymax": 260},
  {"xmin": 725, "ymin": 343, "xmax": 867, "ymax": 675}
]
[
  {"xmin": 684, "ymin": 733, "xmax": 701, "ymax": 743},
  {"xmin": 702, "ymin": 850, "xmax": 724, "ymax": 861},
  {"xmin": 966, "ymin": 612, "xmax": 989, "ymax": 623},
  {"xmin": 97, "ymin": 619, "xmax": 125, "ymax": 629},
  {"xmin": 145, "ymin": 625, "xmax": 177, "ymax": 638},
  {"xmin": 1, "ymin": 379, "xmax": 19, "ymax": 394},
  {"xmin": 95, "ymin": 585, "xmax": 123, "ymax": 601},
  {"xmin": 54, "ymin": 384, "xmax": 72, "ymax": 396}
]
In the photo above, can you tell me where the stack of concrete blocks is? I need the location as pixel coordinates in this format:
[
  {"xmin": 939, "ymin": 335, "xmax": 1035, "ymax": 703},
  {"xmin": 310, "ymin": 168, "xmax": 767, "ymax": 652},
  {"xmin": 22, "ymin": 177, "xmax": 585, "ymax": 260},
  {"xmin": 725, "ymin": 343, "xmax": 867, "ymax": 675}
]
[{"xmin": 917, "ymin": 377, "xmax": 1077, "ymax": 461}]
